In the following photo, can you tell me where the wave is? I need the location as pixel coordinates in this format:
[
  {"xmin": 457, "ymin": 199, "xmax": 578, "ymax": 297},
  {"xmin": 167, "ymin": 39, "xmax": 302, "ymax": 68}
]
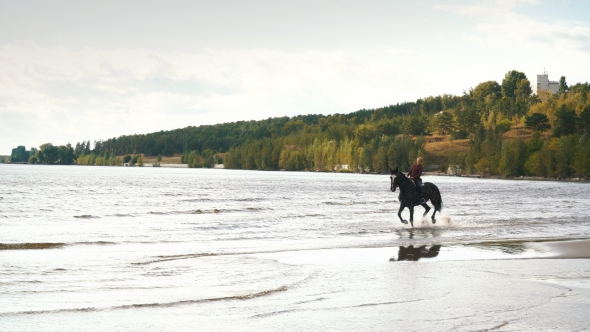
[
  {"xmin": 182, "ymin": 197, "xmax": 266, "ymax": 203},
  {"xmin": 133, "ymin": 248, "xmax": 285, "ymax": 265},
  {"xmin": 119, "ymin": 286, "xmax": 288, "ymax": 309},
  {"xmin": 75, "ymin": 241, "xmax": 116, "ymax": 246},
  {"xmin": 0, "ymin": 243, "xmax": 66, "ymax": 250},
  {"xmin": 73, "ymin": 215, "xmax": 100, "ymax": 219},
  {"xmin": 132, "ymin": 252, "xmax": 220, "ymax": 265},
  {"xmin": 0, "ymin": 286, "xmax": 288, "ymax": 316},
  {"xmin": 149, "ymin": 209, "xmax": 223, "ymax": 215},
  {"xmin": 151, "ymin": 208, "xmax": 266, "ymax": 215},
  {"xmin": 323, "ymin": 201, "xmax": 355, "ymax": 206},
  {"xmin": 182, "ymin": 198, "xmax": 213, "ymax": 202},
  {"xmin": 235, "ymin": 198, "xmax": 266, "ymax": 202},
  {"xmin": 183, "ymin": 209, "xmax": 222, "ymax": 214},
  {"xmin": 323, "ymin": 200, "xmax": 388, "ymax": 206},
  {"xmin": 0, "ymin": 307, "xmax": 101, "ymax": 316},
  {"xmin": 0, "ymin": 241, "xmax": 117, "ymax": 251}
]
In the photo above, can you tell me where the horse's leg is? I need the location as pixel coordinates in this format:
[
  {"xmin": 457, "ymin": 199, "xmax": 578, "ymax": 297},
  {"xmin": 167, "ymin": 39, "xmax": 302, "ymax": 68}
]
[
  {"xmin": 431, "ymin": 206, "xmax": 438, "ymax": 224},
  {"xmin": 409, "ymin": 206, "xmax": 415, "ymax": 228},
  {"xmin": 397, "ymin": 204, "xmax": 408, "ymax": 224},
  {"xmin": 421, "ymin": 203, "xmax": 431, "ymax": 225}
]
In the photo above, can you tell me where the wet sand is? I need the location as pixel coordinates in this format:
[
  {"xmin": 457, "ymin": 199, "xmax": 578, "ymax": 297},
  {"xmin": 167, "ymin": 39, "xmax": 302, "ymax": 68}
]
[
  {"xmin": 250, "ymin": 240, "xmax": 590, "ymax": 331},
  {"xmin": 537, "ymin": 239, "xmax": 590, "ymax": 258}
]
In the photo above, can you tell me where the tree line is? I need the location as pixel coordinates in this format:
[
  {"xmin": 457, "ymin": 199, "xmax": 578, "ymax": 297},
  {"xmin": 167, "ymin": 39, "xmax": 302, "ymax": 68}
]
[
  {"xmin": 6, "ymin": 70, "xmax": 590, "ymax": 178},
  {"xmin": 224, "ymin": 71, "xmax": 590, "ymax": 178}
]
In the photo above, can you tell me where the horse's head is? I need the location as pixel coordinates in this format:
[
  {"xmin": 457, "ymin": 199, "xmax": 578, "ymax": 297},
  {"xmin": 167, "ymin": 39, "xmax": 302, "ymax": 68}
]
[{"xmin": 389, "ymin": 167, "xmax": 404, "ymax": 192}]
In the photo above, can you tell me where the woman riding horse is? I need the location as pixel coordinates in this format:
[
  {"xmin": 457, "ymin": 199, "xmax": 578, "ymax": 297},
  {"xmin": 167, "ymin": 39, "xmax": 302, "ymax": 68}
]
[{"xmin": 390, "ymin": 163, "xmax": 443, "ymax": 227}]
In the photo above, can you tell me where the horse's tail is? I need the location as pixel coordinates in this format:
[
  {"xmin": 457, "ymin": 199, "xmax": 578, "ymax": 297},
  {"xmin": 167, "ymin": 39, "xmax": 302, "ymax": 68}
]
[{"xmin": 426, "ymin": 183, "xmax": 443, "ymax": 212}]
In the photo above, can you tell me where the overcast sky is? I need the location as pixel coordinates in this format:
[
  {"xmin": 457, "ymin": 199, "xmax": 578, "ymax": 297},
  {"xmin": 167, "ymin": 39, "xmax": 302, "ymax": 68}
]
[{"xmin": 1, "ymin": 0, "xmax": 589, "ymax": 154}]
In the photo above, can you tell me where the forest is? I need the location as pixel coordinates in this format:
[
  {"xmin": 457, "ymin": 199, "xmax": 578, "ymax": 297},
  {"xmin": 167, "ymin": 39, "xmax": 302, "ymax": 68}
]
[{"xmin": 7, "ymin": 70, "xmax": 590, "ymax": 179}]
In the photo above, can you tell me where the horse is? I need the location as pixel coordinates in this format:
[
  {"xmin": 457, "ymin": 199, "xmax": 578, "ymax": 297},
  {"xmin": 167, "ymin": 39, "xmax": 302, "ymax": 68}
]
[{"xmin": 390, "ymin": 167, "xmax": 443, "ymax": 227}]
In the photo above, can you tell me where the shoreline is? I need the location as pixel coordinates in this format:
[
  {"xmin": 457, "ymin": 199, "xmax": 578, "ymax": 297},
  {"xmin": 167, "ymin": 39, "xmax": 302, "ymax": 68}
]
[
  {"xmin": 422, "ymin": 171, "xmax": 589, "ymax": 183},
  {"xmin": 2, "ymin": 162, "xmax": 588, "ymax": 183}
]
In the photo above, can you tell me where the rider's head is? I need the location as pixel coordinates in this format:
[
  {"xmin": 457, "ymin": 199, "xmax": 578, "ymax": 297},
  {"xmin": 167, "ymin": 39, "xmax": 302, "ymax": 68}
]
[{"xmin": 417, "ymin": 157, "xmax": 423, "ymax": 165}]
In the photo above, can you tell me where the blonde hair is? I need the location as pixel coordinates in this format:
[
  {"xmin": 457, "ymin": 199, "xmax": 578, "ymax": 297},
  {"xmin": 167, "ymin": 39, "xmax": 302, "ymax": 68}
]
[{"xmin": 417, "ymin": 157, "xmax": 423, "ymax": 163}]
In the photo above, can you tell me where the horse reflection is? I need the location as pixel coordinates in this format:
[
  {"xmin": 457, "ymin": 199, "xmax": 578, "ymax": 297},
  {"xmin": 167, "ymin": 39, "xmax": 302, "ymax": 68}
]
[{"xmin": 390, "ymin": 245, "xmax": 441, "ymax": 261}]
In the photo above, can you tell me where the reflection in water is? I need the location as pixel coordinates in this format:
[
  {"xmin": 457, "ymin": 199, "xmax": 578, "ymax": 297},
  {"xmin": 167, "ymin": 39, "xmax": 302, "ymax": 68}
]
[{"xmin": 390, "ymin": 245, "xmax": 441, "ymax": 261}]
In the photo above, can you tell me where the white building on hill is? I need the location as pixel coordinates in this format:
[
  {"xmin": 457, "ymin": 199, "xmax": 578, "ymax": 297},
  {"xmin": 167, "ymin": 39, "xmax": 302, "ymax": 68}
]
[{"xmin": 536, "ymin": 70, "xmax": 559, "ymax": 95}]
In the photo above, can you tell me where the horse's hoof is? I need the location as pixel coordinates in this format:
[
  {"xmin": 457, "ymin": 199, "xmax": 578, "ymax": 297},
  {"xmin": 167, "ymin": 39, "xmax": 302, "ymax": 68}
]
[
  {"xmin": 401, "ymin": 220, "xmax": 408, "ymax": 224},
  {"xmin": 432, "ymin": 218, "xmax": 436, "ymax": 224}
]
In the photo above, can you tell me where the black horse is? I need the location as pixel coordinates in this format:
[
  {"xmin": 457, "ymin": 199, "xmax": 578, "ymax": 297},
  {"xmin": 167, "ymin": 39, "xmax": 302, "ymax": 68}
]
[{"xmin": 390, "ymin": 167, "xmax": 443, "ymax": 227}]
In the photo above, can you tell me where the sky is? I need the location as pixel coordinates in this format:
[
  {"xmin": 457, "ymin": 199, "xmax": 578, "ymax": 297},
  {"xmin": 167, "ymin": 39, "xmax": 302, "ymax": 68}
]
[{"xmin": 1, "ymin": 0, "xmax": 589, "ymax": 154}]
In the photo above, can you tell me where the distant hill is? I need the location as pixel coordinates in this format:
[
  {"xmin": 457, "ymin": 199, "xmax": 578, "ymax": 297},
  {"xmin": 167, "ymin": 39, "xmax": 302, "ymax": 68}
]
[{"xmin": 8, "ymin": 71, "xmax": 590, "ymax": 179}]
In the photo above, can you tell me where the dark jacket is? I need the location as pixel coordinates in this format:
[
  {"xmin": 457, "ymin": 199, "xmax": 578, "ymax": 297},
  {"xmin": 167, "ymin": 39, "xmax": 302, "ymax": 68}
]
[{"xmin": 407, "ymin": 164, "xmax": 423, "ymax": 183}]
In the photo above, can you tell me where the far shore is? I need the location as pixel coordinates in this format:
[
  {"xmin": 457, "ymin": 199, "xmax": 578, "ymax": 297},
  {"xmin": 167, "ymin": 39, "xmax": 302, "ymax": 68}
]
[{"xmin": 1, "ymin": 162, "xmax": 588, "ymax": 183}]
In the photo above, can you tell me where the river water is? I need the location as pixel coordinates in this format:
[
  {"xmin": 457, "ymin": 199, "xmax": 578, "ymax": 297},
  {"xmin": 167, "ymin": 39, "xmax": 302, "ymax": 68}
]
[{"xmin": 1, "ymin": 165, "xmax": 590, "ymax": 331}]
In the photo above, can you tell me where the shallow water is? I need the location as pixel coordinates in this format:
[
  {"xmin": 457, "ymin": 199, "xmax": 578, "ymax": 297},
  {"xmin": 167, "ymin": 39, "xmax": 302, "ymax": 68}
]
[{"xmin": 1, "ymin": 165, "xmax": 590, "ymax": 331}]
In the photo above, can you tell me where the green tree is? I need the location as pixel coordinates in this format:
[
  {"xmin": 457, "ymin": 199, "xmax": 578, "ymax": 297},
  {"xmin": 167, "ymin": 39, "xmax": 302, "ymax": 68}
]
[
  {"xmin": 552, "ymin": 105, "xmax": 579, "ymax": 137},
  {"xmin": 157, "ymin": 154, "xmax": 162, "ymax": 162},
  {"xmin": 525, "ymin": 113, "xmax": 551, "ymax": 132},
  {"xmin": 10, "ymin": 146, "xmax": 29, "ymax": 162},
  {"xmin": 401, "ymin": 114, "xmax": 429, "ymax": 136},
  {"xmin": 514, "ymin": 78, "xmax": 532, "ymax": 100},
  {"xmin": 575, "ymin": 133, "xmax": 590, "ymax": 177},
  {"xmin": 28, "ymin": 155, "xmax": 38, "ymax": 164},
  {"xmin": 376, "ymin": 120, "xmax": 400, "ymax": 136},
  {"xmin": 39, "ymin": 143, "xmax": 59, "ymax": 164},
  {"xmin": 580, "ymin": 105, "xmax": 590, "ymax": 133},
  {"xmin": 472, "ymin": 81, "xmax": 501, "ymax": 102},
  {"xmin": 354, "ymin": 124, "xmax": 377, "ymax": 145},
  {"xmin": 495, "ymin": 119, "xmax": 513, "ymax": 136},
  {"xmin": 559, "ymin": 76, "xmax": 568, "ymax": 93},
  {"xmin": 123, "ymin": 155, "xmax": 132, "ymax": 163},
  {"xmin": 555, "ymin": 135, "xmax": 578, "ymax": 177},
  {"xmin": 499, "ymin": 138, "xmax": 527, "ymax": 177},
  {"xmin": 455, "ymin": 108, "xmax": 480, "ymax": 138},
  {"xmin": 282, "ymin": 120, "xmax": 305, "ymax": 136},
  {"xmin": 501, "ymin": 70, "xmax": 527, "ymax": 98},
  {"xmin": 58, "ymin": 143, "xmax": 75, "ymax": 165},
  {"xmin": 435, "ymin": 111, "xmax": 455, "ymax": 135}
]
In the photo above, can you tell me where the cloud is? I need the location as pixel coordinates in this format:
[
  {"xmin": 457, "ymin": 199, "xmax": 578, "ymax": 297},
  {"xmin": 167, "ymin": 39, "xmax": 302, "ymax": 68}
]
[
  {"xmin": 0, "ymin": 44, "xmax": 447, "ymax": 153},
  {"xmin": 434, "ymin": 0, "xmax": 590, "ymax": 52},
  {"xmin": 2, "ymin": 0, "xmax": 589, "ymax": 154}
]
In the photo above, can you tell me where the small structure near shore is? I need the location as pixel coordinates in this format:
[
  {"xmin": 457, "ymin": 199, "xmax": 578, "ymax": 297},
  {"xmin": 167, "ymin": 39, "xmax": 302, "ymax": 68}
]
[{"xmin": 447, "ymin": 165, "xmax": 462, "ymax": 176}]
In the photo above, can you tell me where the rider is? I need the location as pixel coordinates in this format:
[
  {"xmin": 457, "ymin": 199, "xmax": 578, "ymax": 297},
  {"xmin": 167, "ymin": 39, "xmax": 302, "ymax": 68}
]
[{"xmin": 408, "ymin": 157, "xmax": 425, "ymax": 204}]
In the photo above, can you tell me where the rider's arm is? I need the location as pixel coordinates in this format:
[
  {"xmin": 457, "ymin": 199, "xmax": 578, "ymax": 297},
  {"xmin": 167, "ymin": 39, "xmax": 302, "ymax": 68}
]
[
  {"xmin": 415, "ymin": 166, "xmax": 423, "ymax": 178},
  {"xmin": 407, "ymin": 165, "xmax": 415, "ymax": 178}
]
